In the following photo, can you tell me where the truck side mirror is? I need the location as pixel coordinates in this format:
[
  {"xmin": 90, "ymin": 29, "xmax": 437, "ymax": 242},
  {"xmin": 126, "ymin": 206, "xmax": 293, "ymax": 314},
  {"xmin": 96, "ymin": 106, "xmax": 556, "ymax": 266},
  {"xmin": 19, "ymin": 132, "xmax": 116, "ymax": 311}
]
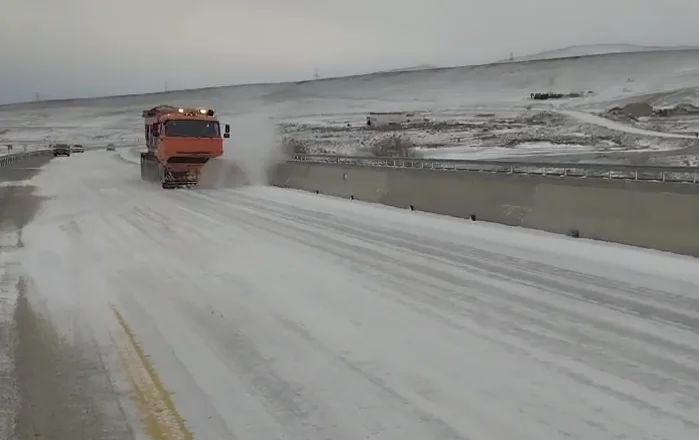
[{"xmin": 223, "ymin": 124, "xmax": 230, "ymax": 138}]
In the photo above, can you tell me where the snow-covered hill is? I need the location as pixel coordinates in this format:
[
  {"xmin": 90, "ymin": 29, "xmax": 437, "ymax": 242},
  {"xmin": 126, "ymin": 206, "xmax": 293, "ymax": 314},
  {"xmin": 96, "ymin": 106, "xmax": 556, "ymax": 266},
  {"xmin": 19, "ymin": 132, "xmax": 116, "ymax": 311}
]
[
  {"xmin": 508, "ymin": 44, "xmax": 699, "ymax": 62},
  {"xmin": 1, "ymin": 47, "xmax": 699, "ymax": 165}
]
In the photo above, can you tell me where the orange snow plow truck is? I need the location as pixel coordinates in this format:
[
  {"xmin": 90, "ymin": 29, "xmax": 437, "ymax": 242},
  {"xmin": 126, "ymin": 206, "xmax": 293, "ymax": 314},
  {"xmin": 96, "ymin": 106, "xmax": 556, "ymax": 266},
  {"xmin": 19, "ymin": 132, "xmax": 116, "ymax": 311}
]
[{"xmin": 140, "ymin": 105, "xmax": 230, "ymax": 189}]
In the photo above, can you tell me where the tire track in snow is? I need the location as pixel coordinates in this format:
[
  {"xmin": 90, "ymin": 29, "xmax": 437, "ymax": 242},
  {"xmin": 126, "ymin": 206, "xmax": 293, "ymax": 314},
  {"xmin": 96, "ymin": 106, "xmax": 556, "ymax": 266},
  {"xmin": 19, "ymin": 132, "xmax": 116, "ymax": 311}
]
[
  {"xmin": 0, "ymin": 243, "xmax": 20, "ymax": 440},
  {"xmin": 0, "ymin": 163, "xmax": 50, "ymax": 439}
]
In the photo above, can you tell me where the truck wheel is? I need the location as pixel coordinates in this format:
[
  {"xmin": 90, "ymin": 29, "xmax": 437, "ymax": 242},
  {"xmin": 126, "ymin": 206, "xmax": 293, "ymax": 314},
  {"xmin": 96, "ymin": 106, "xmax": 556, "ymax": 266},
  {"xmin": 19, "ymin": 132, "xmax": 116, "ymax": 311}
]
[{"xmin": 140, "ymin": 154, "xmax": 151, "ymax": 181}]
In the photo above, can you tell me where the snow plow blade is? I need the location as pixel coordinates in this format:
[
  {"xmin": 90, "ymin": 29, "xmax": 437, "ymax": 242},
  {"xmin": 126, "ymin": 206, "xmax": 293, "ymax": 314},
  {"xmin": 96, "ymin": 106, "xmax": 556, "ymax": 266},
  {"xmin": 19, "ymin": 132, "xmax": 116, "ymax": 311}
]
[
  {"xmin": 161, "ymin": 181, "xmax": 198, "ymax": 189},
  {"xmin": 160, "ymin": 167, "xmax": 203, "ymax": 189}
]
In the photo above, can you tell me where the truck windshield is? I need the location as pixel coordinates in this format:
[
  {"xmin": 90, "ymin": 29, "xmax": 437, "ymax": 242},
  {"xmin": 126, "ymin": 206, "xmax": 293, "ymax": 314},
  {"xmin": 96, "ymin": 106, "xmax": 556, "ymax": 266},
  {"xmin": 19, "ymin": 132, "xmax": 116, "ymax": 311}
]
[{"xmin": 164, "ymin": 120, "xmax": 220, "ymax": 138}]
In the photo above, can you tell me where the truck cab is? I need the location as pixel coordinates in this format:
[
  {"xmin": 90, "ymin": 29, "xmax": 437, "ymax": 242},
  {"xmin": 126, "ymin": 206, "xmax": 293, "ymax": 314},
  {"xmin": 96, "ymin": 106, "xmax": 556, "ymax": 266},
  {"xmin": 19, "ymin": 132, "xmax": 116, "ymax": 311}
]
[{"xmin": 148, "ymin": 116, "xmax": 228, "ymax": 157}]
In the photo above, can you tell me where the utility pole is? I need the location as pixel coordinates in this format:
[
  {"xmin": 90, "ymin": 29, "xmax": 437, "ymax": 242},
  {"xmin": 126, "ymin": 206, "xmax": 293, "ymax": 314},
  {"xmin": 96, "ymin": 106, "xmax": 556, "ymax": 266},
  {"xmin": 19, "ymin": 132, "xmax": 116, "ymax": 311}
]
[
  {"xmin": 35, "ymin": 92, "xmax": 40, "ymax": 101},
  {"xmin": 164, "ymin": 81, "xmax": 168, "ymax": 92},
  {"xmin": 313, "ymin": 68, "xmax": 319, "ymax": 80}
]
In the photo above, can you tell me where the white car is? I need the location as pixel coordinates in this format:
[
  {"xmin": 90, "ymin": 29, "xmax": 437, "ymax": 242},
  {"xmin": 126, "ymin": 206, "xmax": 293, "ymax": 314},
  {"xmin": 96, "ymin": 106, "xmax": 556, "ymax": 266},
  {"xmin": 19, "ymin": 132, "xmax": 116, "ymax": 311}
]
[
  {"xmin": 72, "ymin": 144, "xmax": 85, "ymax": 153},
  {"xmin": 106, "ymin": 144, "xmax": 116, "ymax": 151}
]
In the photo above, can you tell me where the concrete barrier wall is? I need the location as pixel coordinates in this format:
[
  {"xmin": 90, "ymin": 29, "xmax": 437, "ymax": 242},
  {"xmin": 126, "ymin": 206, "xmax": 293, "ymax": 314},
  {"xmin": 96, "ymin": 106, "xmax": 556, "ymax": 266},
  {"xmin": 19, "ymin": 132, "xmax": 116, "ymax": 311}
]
[{"xmin": 270, "ymin": 162, "xmax": 699, "ymax": 257}]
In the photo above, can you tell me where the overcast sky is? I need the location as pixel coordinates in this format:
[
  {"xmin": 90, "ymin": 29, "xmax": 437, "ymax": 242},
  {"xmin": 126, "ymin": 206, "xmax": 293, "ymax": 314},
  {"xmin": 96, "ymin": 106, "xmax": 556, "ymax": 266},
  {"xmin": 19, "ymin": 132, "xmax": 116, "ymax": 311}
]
[{"xmin": 1, "ymin": 0, "xmax": 698, "ymax": 104}]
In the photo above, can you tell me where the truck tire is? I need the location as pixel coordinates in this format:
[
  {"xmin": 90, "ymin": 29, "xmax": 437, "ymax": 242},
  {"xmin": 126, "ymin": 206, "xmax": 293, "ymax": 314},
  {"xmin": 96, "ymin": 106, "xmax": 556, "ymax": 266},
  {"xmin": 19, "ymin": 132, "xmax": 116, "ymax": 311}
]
[{"xmin": 140, "ymin": 153, "xmax": 148, "ymax": 181}]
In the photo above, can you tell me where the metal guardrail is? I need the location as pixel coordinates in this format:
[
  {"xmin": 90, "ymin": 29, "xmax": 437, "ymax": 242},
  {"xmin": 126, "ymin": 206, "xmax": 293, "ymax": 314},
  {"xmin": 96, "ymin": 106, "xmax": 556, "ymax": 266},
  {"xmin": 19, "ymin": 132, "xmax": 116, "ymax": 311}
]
[
  {"xmin": 289, "ymin": 154, "xmax": 699, "ymax": 184},
  {"xmin": 0, "ymin": 150, "xmax": 52, "ymax": 167},
  {"xmin": 1, "ymin": 141, "xmax": 141, "ymax": 150}
]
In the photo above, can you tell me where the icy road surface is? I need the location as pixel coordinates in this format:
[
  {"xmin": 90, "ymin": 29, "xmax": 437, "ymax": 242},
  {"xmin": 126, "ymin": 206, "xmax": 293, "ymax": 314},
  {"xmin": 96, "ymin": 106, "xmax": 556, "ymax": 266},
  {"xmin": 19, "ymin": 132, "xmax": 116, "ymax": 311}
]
[
  {"xmin": 560, "ymin": 110, "xmax": 699, "ymax": 139},
  {"xmin": 16, "ymin": 152, "xmax": 699, "ymax": 440}
]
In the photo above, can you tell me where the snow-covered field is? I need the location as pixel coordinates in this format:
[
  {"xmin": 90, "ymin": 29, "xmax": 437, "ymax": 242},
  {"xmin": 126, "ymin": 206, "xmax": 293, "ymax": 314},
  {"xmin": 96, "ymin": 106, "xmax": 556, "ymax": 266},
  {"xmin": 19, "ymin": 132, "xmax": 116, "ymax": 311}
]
[
  {"xmin": 0, "ymin": 145, "xmax": 45, "ymax": 157},
  {"xmin": 1, "ymin": 45, "xmax": 699, "ymax": 440},
  {"xmin": 506, "ymin": 44, "xmax": 699, "ymax": 62},
  {"xmin": 2, "ymin": 150, "xmax": 697, "ymax": 439},
  {"xmin": 1, "ymin": 47, "xmax": 699, "ymax": 165}
]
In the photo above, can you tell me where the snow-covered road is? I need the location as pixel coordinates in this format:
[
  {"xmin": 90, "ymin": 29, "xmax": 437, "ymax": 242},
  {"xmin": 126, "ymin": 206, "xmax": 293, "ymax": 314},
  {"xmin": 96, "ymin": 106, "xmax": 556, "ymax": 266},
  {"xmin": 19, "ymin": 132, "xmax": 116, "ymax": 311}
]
[
  {"xmin": 13, "ymin": 151, "xmax": 699, "ymax": 440},
  {"xmin": 560, "ymin": 109, "xmax": 699, "ymax": 139}
]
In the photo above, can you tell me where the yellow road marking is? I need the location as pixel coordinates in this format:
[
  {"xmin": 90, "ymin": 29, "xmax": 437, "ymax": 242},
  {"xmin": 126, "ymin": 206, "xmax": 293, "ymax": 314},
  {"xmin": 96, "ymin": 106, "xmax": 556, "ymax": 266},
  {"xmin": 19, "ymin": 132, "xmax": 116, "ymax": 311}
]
[{"xmin": 111, "ymin": 304, "xmax": 194, "ymax": 440}]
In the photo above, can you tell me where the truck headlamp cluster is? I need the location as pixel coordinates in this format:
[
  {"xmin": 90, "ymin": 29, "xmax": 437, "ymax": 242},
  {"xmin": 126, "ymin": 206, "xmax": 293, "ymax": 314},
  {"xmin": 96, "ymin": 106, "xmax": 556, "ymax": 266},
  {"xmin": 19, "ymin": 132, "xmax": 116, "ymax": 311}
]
[
  {"xmin": 178, "ymin": 108, "xmax": 213, "ymax": 116},
  {"xmin": 143, "ymin": 107, "xmax": 215, "ymax": 117}
]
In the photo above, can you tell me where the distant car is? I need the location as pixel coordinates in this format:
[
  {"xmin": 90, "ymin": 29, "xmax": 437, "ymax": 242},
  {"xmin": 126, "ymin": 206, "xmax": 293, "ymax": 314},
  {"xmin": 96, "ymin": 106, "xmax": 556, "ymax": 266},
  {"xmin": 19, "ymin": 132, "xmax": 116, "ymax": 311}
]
[
  {"xmin": 72, "ymin": 144, "xmax": 85, "ymax": 153},
  {"xmin": 106, "ymin": 144, "xmax": 116, "ymax": 151},
  {"xmin": 52, "ymin": 144, "xmax": 71, "ymax": 157}
]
